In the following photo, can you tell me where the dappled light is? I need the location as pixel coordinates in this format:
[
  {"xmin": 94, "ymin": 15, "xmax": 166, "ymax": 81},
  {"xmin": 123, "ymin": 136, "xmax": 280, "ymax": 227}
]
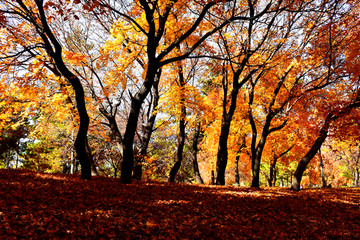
[{"xmin": 1, "ymin": 169, "xmax": 359, "ymax": 239}]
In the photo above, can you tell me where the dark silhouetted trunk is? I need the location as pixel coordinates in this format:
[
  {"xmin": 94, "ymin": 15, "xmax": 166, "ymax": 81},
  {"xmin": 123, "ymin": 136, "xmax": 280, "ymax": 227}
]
[
  {"xmin": 216, "ymin": 65, "xmax": 252, "ymax": 185},
  {"xmin": 269, "ymin": 145, "xmax": 293, "ymax": 187},
  {"xmin": 121, "ymin": 95, "xmax": 144, "ymax": 184},
  {"xmin": 319, "ymin": 149, "xmax": 327, "ymax": 188},
  {"xmin": 85, "ymin": 137, "xmax": 98, "ymax": 176},
  {"xmin": 235, "ymin": 155, "xmax": 240, "ymax": 185},
  {"xmin": 168, "ymin": 115, "xmax": 186, "ymax": 182},
  {"xmin": 291, "ymin": 95, "xmax": 360, "ymax": 191},
  {"xmin": 34, "ymin": 1, "xmax": 91, "ymax": 179},
  {"xmin": 133, "ymin": 74, "xmax": 160, "ymax": 180},
  {"xmin": 269, "ymin": 161, "xmax": 276, "ymax": 187},
  {"xmin": 216, "ymin": 118, "xmax": 231, "ymax": 185},
  {"xmin": 192, "ymin": 120, "xmax": 204, "ymax": 184},
  {"xmin": 169, "ymin": 62, "xmax": 186, "ymax": 183},
  {"xmin": 249, "ymin": 67, "xmax": 291, "ymax": 188},
  {"xmin": 291, "ymin": 113, "xmax": 335, "ymax": 191},
  {"xmin": 234, "ymin": 136, "xmax": 246, "ymax": 186}
]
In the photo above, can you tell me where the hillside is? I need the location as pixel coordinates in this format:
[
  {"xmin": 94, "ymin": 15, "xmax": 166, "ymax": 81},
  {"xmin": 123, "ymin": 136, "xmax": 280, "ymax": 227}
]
[{"xmin": 0, "ymin": 169, "xmax": 359, "ymax": 239}]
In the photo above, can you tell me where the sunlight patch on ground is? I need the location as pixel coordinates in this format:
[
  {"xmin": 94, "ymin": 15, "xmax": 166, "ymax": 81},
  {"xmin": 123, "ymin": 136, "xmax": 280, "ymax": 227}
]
[
  {"xmin": 155, "ymin": 200, "xmax": 190, "ymax": 205},
  {"xmin": 221, "ymin": 190, "xmax": 276, "ymax": 198},
  {"xmin": 330, "ymin": 198, "xmax": 359, "ymax": 206},
  {"xmin": 84, "ymin": 209, "xmax": 113, "ymax": 218},
  {"xmin": 34, "ymin": 173, "xmax": 67, "ymax": 181}
]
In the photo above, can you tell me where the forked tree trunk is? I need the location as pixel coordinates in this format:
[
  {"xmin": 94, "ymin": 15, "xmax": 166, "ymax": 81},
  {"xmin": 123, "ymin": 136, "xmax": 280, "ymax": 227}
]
[
  {"xmin": 269, "ymin": 146, "xmax": 293, "ymax": 187},
  {"xmin": 216, "ymin": 67, "xmax": 247, "ymax": 185},
  {"xmin": 133, "ymin": 75, "xmax": 160, "ymax": 180}
]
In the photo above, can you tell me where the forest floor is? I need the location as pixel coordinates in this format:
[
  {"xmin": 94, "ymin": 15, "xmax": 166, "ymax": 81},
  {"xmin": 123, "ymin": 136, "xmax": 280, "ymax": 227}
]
[{"xmin": 0, "ymin": 169, "xmax": 359, "ymax": 239}]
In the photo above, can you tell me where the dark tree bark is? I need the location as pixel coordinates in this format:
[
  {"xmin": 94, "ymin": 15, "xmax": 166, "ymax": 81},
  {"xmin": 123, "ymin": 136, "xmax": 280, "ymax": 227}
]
[
  {"xmin": 28, "ymin": 0, "xmax": 92, "ymax": 179},
  {"xmin": 118, "ymin": 0, "xmax": 234, "ymax": 183},
  {"xmin": 318, "ymin": 148, "xmax": 327, "ymax": 188},
  {"xmin": 354, "ymin": 167, "xmax": 359, "ymax": 187},
  {"xmin": 133, "ymin": 72, "xmax": 160, "ymax": 180},
  {"xmin": 216, "ymin": 62, "xmax": 254, "ymax": 185},
  {"xmin": 215, "ymin": 0, "xmax": 286, "ymax": 185},
  {"xmin": 192, "ymin": 120, "xmax": 204, "ymax": 184},
  {"xmin": 349, "ymin": 146, "xmax": 360, "ymax": 187},
  {"xmin": 234, "ymin": 155, "xmax": 240, "ymax": 185},
  {"xmin": 291, "ymin": 125, "xmax": 329, "ymax": 191},
  {"xmin": 249, "ymin": 70, "xmax": 290, "ymax": 188},
  {"xmin": 234, "ymin": 136, "xmax": 246, "ymax": 186},
  {"xmin": 85, "ymin": 137, "xmax": 98, "ymax": 176},
  {"xmin": 269, "ymin": 160, "xmax": 276, "ymax": 187},
  {"xmin": 119, "ymin": 0, "xmax": 219, "ymax": 184},
  {"xmin": 291, "ymin": 91, "xmax": 360, "ymax": 191},
  {"xmin": 169, "ymin": 61, "xmax": 186, "ymax": 183},
  {"xmin": 269, "ymin": 145, "xmax": 293, "ymax": 187}
]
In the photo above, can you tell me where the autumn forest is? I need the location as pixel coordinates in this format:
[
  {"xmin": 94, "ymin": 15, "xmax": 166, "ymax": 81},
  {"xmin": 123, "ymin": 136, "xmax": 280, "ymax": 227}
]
[{"xmin": 0, "ymin": 0, "xmax": 359, "ymax": 191}]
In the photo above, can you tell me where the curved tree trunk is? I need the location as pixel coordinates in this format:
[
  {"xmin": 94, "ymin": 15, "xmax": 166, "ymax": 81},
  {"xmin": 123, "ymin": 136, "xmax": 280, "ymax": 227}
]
[
  {"xmin": 33, "ymin": 0, "xmax": 91, "ymax": 179},
  {"xmin": 291, "ymin": 113, "xmax": 335, "ymax": 191},
  {"xmin": 290, "ymin": 99, "xmax": 360, "ymax": 191}
]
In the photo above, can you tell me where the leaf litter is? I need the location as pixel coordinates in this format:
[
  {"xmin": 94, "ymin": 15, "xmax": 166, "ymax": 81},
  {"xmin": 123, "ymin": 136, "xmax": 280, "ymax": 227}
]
[{"xmin": 0, "ymin": 169, "xmax": 359, "ymax": 239}]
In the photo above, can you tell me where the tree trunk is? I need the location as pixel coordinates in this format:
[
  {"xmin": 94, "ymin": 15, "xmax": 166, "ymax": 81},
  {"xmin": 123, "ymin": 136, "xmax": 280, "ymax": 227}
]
[
  {"xmin": 234, "ymin": 136, "xmax": 246, "ymax": 186},
  {"xmin": 269, "ymin": 160, "xmax": 276, "ymax": 187},
  {"xmin": 121, "ymin": 64, "xmax": 159, "ymax": 184},
  {"xmin": 251, "ymin": 129, "xmax": 271, "ymax": 187},
  {"xmin": 34, "ymin": 1, "xmax": 91, "ymax": 179},
  {"xmin": 85, "ymin": 137, "xmax": 98, "ymax": 176},
  {"xmin": 291, "ymin": 91, "xmax": 359, "ymax": 191},
  {"xmin": 168, "ymin": 114, "xmax": 186, "ymax": 182},
  {"xmin": 235, "ymin": 155, "xmax": 240, "ymax": 186},
  {"xmin": 319, "ymin": 149, "xmax": 327, "ymax": 188},
  {"xmin": 291, "ymin": 120, "xmax": 331, "ymax": 191},
  {"xmin": 269, "ymin": 146, "xmax": 293, "ymax": 187},
  {"xmin": 216, "ymin": 67, "xmax": 244, "ymax": 185},
  {"xmin": 354, "ymin": 168, "xmax": 359, "ymax": 187},
  {"xmin": 216, "ymin": 118, "xmax": 231, "ymax": 185},
  {"xmin": 169, "ymin": 62, "xmax": 186, "ymax": 183},
  {"xmin": 192, "ymin": 120, "xmax": 204, "ymax": 184},
  {"xmin": 133, "ymin": 74, "xmax": 160, "ymax": 180}
]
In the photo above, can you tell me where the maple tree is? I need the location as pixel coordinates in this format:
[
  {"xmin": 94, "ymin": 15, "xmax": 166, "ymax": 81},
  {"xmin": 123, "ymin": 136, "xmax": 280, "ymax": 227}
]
[
  {"xmin": 290, "ymin": 0, "xmax": 360, "ymax": 190},
  {"xmin": 0, "ymin": 0, "xmax": 92, "ymax": 179},
  {"xmin": 96, "ymin": 0, "xmax": 273, "ymax": 184},
  {"xmin": 0, "ymin": 0, "xmax": 359, "ymax": 189}
]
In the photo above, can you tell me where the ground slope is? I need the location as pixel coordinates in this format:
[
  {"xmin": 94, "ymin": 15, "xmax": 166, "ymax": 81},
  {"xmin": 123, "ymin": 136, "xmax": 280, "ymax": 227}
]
[{"xmin": 0, "ymin": 169, "xmax": 359, "ymax": 239}]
